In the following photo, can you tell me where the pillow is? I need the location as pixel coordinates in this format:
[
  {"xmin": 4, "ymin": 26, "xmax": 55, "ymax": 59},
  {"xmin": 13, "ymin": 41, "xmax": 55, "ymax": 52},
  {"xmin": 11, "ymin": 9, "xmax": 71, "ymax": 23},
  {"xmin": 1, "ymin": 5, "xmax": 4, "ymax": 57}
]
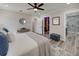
[
  {"xmin": 0, "ymin": 32, "xmax": 9, "ymax": 56},
  {"xmin": 0, "ymin": 27, "xmax": 8, "ymax": 35},
  {"xmin": 0, "ymin": 30, "xmax": 7, "ymax": 35},
  {"xmin": 3, "ymin": 28, "xmax": 9, "ymax": 33},
  {"xmin": 7, "ymin": 32, "xmax": 15, "ymax": 43}
]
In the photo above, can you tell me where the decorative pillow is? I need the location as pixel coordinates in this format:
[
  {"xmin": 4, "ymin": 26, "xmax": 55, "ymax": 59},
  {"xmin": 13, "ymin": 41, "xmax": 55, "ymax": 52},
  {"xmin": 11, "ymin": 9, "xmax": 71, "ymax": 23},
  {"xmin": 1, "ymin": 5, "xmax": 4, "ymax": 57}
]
[
  {"xmin": 0, "ymin": 30, "xmax": 7, "ymax": 35},
  {"xmin": 7, "ymin": 32, "xmax": 15, "ymax": 43},
  {"xmin": 3, "ymin": 28, "xmax": 9, "ymax": 33},
  {"xmin": 0, "ymin": 32, "xmax": 9, "ymax": 56},
  {"xmin": 0, "ymin": 26, "xmax": 8, "ymax": 35}
]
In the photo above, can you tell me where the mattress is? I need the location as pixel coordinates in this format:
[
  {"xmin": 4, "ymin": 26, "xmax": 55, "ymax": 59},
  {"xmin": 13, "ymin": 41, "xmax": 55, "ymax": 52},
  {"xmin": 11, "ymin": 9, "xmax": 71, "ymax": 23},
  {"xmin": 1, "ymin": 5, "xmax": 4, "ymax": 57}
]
[{"xmin": 7, "ymin": 33, "xmax": 39, "ymax": 56}]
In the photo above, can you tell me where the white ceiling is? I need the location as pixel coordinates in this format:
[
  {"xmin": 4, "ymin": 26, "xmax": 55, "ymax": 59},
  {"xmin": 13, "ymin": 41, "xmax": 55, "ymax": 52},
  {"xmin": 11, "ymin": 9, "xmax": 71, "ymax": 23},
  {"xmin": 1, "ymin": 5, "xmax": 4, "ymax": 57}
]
[{"xmin": 0, "ymin": 3, "xmax": 79, "ymax": 16}]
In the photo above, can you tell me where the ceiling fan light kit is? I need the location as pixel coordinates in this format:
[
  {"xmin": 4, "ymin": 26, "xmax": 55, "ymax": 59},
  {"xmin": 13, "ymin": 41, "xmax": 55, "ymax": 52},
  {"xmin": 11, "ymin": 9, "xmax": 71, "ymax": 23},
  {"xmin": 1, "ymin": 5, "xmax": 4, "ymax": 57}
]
[{"xmin": 34, "ymin": 8, "xmax": 38, "ymax": 12}]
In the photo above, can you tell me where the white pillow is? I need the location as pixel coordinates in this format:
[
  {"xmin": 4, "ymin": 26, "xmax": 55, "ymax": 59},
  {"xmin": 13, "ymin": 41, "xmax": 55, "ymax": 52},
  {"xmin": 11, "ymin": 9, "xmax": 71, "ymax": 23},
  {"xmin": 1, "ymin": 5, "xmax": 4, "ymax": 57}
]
[{"xmin": 7, "ymin": 32, "xmax": 15, "ymax": 43}]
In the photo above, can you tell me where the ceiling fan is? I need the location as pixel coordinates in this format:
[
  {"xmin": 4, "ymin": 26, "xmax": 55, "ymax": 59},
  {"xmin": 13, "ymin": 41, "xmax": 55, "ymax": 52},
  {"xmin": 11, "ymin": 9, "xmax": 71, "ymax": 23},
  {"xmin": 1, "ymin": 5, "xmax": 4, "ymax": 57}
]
[{"xmin": 27, "ymin": 3, "xmax": 45, "ymax": 12}]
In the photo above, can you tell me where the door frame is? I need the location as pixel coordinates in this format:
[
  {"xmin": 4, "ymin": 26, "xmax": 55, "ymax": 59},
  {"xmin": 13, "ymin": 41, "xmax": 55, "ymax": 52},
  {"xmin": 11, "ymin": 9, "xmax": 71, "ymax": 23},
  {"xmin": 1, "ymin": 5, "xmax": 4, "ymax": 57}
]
[{"xmin": 42, "ymin": 16, "xmax": 50, "ymax": 36}]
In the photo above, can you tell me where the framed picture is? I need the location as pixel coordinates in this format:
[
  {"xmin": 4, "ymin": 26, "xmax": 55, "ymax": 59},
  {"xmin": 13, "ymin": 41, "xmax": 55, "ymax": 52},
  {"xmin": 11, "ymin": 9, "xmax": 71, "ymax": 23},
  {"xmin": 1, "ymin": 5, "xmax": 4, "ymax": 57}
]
[{"xmin": 52, "ymin": 16, "xmax": 60, "ymax": 25}]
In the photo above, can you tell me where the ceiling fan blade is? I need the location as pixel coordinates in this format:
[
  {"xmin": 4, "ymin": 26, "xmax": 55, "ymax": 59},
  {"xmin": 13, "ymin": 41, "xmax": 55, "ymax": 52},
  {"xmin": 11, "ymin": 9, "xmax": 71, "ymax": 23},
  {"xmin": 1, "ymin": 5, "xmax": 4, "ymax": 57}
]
[
  {"xmin": 38, "ymin": 3, "xmax": 44, "ymax": 7},
  {"xmin": 27, "ymin": 8, "xmax": 33, "ymax": 10},
  {"xmin": 28, "ymin": 3, "xmax": 34, "ymax": 7},
  {"xmin": 37, "ymin": 7, "xmax": 44, "ymax": 10}
]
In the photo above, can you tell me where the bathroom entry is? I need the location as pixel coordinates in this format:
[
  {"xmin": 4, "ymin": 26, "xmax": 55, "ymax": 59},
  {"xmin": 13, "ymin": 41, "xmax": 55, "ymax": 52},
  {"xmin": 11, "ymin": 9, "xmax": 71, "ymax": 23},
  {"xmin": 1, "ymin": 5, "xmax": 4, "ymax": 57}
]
[
  {"xmin": 43, "ymin": 17, "xmax": 50, "ymax": 36},
  {"xmin": 66, "ymin": 12, "xmax": 79, "ymax": 36}
]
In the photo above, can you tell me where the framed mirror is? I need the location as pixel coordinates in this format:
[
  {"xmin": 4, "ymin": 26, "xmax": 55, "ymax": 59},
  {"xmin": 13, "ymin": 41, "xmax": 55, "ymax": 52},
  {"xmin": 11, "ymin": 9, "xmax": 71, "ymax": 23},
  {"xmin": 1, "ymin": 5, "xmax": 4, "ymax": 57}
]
[{"xmin": 19, "ymin": 18, "xmax": 26, "ymax": 24}]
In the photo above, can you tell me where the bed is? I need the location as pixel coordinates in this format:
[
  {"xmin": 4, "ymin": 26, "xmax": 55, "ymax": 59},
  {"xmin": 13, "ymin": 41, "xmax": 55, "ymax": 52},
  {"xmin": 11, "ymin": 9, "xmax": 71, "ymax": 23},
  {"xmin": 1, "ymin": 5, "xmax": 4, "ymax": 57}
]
[
  {"xmin": 0, "ymin": 25, "xmax": 50, "ymax": 56},
  {"xmin": 6, "ymin": 33, "xmax": 39, "ymax": 56},
  {"xmin": 6, "ymin": 32, "xmax": 50, "ymax": 56}
]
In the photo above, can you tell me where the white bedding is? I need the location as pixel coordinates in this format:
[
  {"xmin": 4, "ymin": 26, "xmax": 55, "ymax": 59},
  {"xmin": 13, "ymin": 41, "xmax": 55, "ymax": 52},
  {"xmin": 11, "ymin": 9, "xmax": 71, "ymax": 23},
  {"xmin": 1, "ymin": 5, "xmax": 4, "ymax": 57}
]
[
  {"xmin": 6, "ymin": 32, "xmax": 50, "ymax": 56},
  {"xmin": 7, "ymin": 33, "xmax": 39, "ymax": 56},
  {"xmin": 26, "ymin": 32, "xmax": 50, "ymax": 56}
]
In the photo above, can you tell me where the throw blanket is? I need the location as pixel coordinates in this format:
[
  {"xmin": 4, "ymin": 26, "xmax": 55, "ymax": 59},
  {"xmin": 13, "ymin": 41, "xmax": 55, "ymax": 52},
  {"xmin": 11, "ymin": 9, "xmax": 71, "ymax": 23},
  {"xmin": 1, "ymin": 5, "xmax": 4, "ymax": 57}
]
[
  {"xmin": 0, "ymin": 32, "xmax": 9, "ymax": 56},
  {"xmin": 26, "ymin": 32, "xmax": 50, "ymax": 56}
]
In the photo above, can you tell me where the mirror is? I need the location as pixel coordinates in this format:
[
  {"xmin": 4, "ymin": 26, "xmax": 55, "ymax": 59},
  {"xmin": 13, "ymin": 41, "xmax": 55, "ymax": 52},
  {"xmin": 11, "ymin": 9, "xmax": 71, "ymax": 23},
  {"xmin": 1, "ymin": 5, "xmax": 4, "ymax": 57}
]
[
  {"xmin": 19, "ymin": 18, "xmax": 26, "ymax": 24},
  {"xmin": 66, "ymin": 12, "xmax": 79, "ymax": 36}
]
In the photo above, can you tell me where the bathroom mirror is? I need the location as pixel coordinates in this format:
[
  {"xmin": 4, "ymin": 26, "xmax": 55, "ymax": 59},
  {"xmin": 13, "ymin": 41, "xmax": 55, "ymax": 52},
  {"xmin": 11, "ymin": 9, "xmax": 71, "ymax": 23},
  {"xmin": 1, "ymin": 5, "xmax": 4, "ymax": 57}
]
[
  {"xmin": 66, "ymin": 12, "xmax": 79, "ymax": 36},
  {"xmin": 19, "ymin": 18, "xmax": 26, "ymax": 24}
]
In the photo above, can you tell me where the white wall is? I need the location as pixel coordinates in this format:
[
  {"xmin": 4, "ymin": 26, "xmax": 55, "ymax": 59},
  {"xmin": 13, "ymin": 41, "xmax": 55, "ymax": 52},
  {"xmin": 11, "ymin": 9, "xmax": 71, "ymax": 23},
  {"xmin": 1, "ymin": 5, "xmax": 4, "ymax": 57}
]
[
  {"xmin": 48, "ymin": 12, "xmax": 65, "ymax": 40},
  {"xmin": 0, "ymin": 9, "xmax": 32, "ymax": 33}
]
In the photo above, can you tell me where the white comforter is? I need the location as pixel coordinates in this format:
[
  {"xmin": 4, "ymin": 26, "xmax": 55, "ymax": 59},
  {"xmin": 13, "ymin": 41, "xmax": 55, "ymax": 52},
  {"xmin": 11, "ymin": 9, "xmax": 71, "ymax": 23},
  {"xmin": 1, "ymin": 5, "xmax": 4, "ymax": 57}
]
[
  {"xmin": 7, "ymin": 32, "xmax": 50, "ymax": 56},
  {"xmin": 26, "ymin": 32, "xmax": 50, "ymax": 56},
  {"xmin": 7, "ymin": 33, "xmax": 39, "ymax": 56}
]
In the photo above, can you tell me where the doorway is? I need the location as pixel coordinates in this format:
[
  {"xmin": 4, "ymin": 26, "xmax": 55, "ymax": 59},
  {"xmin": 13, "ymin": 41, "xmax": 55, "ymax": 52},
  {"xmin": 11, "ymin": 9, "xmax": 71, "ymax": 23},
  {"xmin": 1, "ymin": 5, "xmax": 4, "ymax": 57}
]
[
  {"xmin": 43, "ymin": 17, "xmax": 50, "ymax": 37},
  {"xmin": 66, "ymin": 11, "xmax": 79, "ymax": 36},
  {"xmin": 32, "ymin": 17, "xmax": 42, "ymax": 34}
]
